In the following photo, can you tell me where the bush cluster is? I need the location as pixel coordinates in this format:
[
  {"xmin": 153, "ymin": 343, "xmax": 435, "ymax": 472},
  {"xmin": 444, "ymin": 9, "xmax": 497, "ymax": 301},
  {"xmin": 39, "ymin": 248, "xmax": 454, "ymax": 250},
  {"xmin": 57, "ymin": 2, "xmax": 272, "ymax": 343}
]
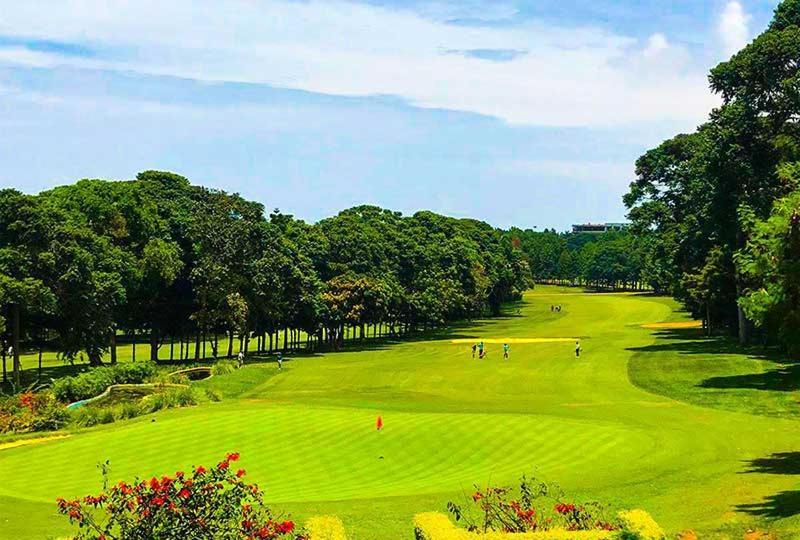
[
  {"xmin": 52, "ymin": 362, "xmax": 159, "ymax": 403},
  {"xmin": 0, "ymin": 391, "xmax": 69, "ymax": 434},
  {"xmin": 71, "ymin": 387, "xmax": 198, "ymax": 427},
  {"xmin": 57, "ymin": 452, "xmax": 305, "ymax": 540},
  {"xmin": 414, "ymin": 511, "xmax": 664, "ymax": 540},
  {"xmin": 211, "ymin": 359, "xmax": 239, "ymax": 377}
]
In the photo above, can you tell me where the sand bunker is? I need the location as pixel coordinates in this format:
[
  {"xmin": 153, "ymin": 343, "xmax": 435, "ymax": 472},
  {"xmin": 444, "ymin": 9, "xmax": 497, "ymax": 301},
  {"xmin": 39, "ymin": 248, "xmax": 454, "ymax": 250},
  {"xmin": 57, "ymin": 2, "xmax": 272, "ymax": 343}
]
[
  {"xmin": 640, "ymin": 321, "xmax": 702, "ymax": 330},
  {"xmin": 0, "ymin": 434, "xmax": 70, "ymax": 452},
  {"xmin": 450, "ymin": 338, "xmax": 577, "ymax": 344}
]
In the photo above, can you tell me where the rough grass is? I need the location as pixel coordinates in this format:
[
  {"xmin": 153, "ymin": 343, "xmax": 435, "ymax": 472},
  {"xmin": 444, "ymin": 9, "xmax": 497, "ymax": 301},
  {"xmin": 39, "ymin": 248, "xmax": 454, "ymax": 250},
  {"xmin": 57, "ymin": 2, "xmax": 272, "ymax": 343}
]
[{"xmin": 0, "ymin": 287, "xmax": 798, "ymax": 539}]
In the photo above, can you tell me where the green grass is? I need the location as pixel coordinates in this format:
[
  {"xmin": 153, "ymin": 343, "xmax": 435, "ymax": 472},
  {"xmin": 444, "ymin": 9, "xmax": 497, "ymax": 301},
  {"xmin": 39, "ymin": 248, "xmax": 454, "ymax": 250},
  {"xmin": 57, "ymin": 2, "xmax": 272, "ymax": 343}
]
[{"xmin": 0, "ymin": 287, "xmax": 798, "ymax": 539}]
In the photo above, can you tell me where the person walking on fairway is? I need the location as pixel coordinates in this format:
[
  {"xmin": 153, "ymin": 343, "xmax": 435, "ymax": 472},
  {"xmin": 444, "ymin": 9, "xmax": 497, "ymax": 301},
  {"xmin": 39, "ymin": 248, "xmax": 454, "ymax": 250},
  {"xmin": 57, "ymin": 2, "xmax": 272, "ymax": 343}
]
[
  {"xmin": 478, "ymin": 341, "xmax": 484, "ymax": 357},
  {"xmin": 237, "ymin": 350, "xmax": 245, "ymax": 366},
  {"xmin": 276, "ymin": 352, "xmax": 283, "ymax": 370},
  {"xmin": 471, "ymin": 343, "xmax": 477, "ymax": 359},
  {"xmin": 503, "ymin": 343, "xmax": 510, "ymax": 359},
  {"xmin": 575, "ymin": 340, "xmax": 581, "ymax": 358}
]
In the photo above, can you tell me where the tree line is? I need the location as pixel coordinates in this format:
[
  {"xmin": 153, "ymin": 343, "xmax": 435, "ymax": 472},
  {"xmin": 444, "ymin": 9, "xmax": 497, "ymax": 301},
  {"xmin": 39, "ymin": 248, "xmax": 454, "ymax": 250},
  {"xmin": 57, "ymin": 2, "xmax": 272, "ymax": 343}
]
[
  {"xmin": 0, "ymin": 172, "xmax": 532, "ymax": 385},
  {"xmin": 507, "ymin": 229, "xmax": 648, "ymax": 291},
  {"xmin": 624, "ymin": 0, "xmax": 800, "ymax": 356}
]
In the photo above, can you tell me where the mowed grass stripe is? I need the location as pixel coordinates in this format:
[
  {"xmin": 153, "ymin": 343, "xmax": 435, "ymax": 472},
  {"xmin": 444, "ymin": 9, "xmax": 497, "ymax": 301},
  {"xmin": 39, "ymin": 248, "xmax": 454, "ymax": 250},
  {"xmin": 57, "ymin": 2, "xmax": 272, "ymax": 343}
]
[{"xmin": 0, "ymin": 404, "xmax": 646, "ymax": 504}]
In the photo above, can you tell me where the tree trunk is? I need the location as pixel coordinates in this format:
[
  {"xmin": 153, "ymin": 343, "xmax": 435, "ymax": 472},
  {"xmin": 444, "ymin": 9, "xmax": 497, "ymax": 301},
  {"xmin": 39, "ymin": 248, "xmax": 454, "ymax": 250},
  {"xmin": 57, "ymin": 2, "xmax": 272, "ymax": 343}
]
[
  {"xmin": 12, "ymin": 303, "xmax": 20, "ymax": 387},
  {"xmin": 170, "ymin": 337, "xmax": 175, "ymax": 361},
  {"xmin": 150, "ymin": 328, "xmax": 159, "ymax": 362},
  {"xmin": 132, "ymin": 331, "xmax": 137, "ymax": 362},
  {"xmin": 38, "ymin": 347, "xmax": 43, "ymax": 379},
  {"xmin": 227, "ymin": 330, "xmax": 234, "ymax": 358},
  {"xmin": 2, "ymin": 346, "xmax": 7, "ymax": 384},
  {"xmin": 110, "ymin": 332, "xmax": 117, "ymax": 364},
  {"xmin": 194, "ymin": 333, "xmax": 201, "ymax": 360}
]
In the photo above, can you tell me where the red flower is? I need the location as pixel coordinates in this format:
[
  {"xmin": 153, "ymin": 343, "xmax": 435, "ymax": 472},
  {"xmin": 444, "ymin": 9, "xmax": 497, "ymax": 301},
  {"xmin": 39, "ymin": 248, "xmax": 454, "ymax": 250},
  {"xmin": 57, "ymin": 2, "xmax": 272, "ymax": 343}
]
[
  {"xmin": 149, "ymin": 477, "xmax": 160, "ymax": 490},
  {"xmin": 236, "ymin": 469, "xmax": 247, "ymax": 478},
  {"xmin": 178, "ymin": 488, "xmax": 191, "ymax": 499},
  {"xmin": 472, "ymin": 492, "xmax": 483, "ymax": 501},
  {"xmin": 195, "ymin": 465, "xmax": 207, "ymax": 475},
  {"xmin": 226, "ymin": 452, "xmax": 241, "ymax": 462},
  {"xmin": 218, "ymin": 460, "xmax": 230, "ymax": 471},
  {"xmin": 278, "ymin": 520, "xmax": 295, "ymax": 533}
]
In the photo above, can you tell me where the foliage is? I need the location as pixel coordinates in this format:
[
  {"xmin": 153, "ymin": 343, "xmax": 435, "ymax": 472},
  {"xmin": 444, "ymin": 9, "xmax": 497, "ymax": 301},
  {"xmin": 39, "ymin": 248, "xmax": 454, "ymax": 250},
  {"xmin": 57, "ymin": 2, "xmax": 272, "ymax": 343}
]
[
  {"xmin": 507, "ymin": 229, "xmax": 645, "ymax": 290},
  {"xmin": 304, "ymin": 516, "xmax": 348, "ymax": 540},
  {"xmin": 51, "ymin": 362, "xmax": 159, "ymax": 403},
  {"xmin": 446, "ymin": 475, "xmax": 616, "ymax": 534},
  {"xmin": 1, "ymin": 177, "xmax": 530, "ymax": 377},
  {"xmin": 737, "ymin": 188, "xmax": 800, "ymax": 356},
  {"xmin": 614, "ymin": 510, "xmax": 664, "ymax": 540},
  {"xmin": 56, "ymin": 453, "xmax": 305, "ymax": 539},
  {"xmin": 211, "ymin": 359, "xmax": 239, "ymax": 377},
  {"xmin": 624, "ymin": 0, "xmax": 800, "ymax": 342},
  {"xmin": 71, "ymin": 387, "xmax": 198, "ymax": 427},
  {"xmin": 414, "ymin": 509, "xmax": 663, "ymax": 540},
  {"xmin": 0, "ymin": 390, "xmax": 69, "ymax": 434}
]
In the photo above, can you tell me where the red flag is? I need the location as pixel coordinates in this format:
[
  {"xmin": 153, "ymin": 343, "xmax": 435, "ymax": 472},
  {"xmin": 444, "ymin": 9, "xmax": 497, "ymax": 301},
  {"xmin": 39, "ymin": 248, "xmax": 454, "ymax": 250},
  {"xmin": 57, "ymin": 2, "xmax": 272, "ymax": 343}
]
[{"xmin": 376, "ymin": 415, "xmax": 383, "ymax": 431}]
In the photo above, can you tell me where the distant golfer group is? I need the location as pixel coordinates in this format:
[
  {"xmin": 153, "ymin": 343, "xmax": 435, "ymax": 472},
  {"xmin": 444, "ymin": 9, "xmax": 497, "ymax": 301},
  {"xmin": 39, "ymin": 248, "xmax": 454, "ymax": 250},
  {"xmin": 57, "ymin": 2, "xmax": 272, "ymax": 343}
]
[
  {"xmin": 470, "ymin": 340, "xmax": 582, "ymax": 359},
  {"xmin": 471, "ymin": 341, "xmax": 511, "ymax": 360}
]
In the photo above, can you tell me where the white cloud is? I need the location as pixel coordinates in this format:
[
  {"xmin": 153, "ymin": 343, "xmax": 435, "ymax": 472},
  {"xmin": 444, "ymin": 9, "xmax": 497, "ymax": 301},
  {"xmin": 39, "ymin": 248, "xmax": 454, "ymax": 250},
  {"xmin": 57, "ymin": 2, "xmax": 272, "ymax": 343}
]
[
  {"xmin": 718, "ymin": 1, "xmax": 751, "ymax": 57},
  {"xmin": 0, "ymin": 0, "xmax": 719, "ymax": 129}
]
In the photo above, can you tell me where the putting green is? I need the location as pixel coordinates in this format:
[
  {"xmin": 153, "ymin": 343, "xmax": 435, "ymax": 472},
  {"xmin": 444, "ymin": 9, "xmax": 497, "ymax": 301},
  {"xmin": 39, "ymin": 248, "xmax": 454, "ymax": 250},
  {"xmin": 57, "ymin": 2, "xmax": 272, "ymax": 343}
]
[{"xmin": 0, "ymin": 287, "xmax": 797, "ymax": 539}]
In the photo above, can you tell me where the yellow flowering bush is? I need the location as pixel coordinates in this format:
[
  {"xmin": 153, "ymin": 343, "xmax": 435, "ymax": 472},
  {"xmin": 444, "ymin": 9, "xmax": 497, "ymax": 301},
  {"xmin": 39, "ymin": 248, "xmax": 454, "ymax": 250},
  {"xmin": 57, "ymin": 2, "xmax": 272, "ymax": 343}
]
[
  {"xmin": 615, "ymin": 510, "xmax": 664, "ymax": 540},
  {"xmin": 306, "ymin": 515, "xmax": 348, "ymax": 540},
  {"xmin": 414, "ymin": 512, "xmax": 614, "ymax": 540},
  {"xmin": 414, "ymin": 511, "xmax": 664, "ymax": 540}
]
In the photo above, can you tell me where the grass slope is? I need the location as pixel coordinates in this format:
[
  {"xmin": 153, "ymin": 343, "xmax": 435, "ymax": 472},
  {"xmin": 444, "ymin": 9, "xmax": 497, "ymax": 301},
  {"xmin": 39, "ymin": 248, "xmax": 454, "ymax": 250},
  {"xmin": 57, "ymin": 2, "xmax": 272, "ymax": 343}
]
[{"xmin": 0, "ymin": 287, "xmax": 798, "ymax": 539}]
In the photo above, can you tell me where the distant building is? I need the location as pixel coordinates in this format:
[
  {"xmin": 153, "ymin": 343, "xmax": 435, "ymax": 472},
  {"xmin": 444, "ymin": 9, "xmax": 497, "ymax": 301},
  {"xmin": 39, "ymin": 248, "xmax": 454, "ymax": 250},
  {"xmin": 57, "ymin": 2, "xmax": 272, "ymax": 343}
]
[{"xmin": 571, "ymin": 222, "xmax": 629, "ymax": 234}]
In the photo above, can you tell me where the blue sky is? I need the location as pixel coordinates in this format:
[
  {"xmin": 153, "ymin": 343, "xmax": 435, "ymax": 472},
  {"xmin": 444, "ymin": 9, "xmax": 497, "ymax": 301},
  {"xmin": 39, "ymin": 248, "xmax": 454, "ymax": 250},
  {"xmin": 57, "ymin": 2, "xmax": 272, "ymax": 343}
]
[{"xmin": 0, "ymin": 0, "xmax": 782, "ymax": 230}]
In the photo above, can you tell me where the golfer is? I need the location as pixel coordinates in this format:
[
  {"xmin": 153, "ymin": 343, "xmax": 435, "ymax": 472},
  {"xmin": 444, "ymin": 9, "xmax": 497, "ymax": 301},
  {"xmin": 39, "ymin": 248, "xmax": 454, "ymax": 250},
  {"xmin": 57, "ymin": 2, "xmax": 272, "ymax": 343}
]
[
  {"xmin": 276, "ymin": 352, "xmax": 283, "ymax": 370},
  {"xmin": 471, "ymin": 343, "xmax": 477, "ymax": 358},
  {"xmin": 575, "ymin": 340, "xmax": 581, "ymax": 358},
  {"xmin": 237, "ymin": 350, "xmax": 245, "ymax": 366},
  {"xmin": 503, "ymin": 343, "xmax": 510, "ymax": 359}
]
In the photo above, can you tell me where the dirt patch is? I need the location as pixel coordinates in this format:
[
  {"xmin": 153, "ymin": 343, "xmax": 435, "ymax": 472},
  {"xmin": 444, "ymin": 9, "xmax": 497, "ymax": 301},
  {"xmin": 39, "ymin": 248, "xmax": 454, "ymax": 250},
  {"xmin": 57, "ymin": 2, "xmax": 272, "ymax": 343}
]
[
  {"xmin": 450, "ymin": 338, "xmax": 577, "ymax": 344},
  {"xmin": 0, "ymin": 434, "xmax": 70, "ymax": 452},
  {"xmin": 640, "ymin": 321, "xmax": 702, "ymax": 330}
]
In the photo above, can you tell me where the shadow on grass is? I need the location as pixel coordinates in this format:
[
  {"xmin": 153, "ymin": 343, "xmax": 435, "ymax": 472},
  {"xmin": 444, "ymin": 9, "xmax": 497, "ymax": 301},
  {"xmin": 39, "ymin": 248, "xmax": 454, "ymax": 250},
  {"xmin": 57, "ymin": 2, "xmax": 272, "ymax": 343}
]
[
  {"xmin": 743, "ymin": 452, "xmax": 800, "ymax": 475},
  {"xmin": 737, "ymin": 452, "xmax": 800, "ymax": 518},
  {"xmin": 627, "ymin": 327, "xmax": 800, "ymax": 392},
  {"xmin": 736, "ymin": 491, "xmax": 800, "ymax": 518},
  {"xmin": 700, "ymin": 363, "xmax": 800, "ymax": 392}
]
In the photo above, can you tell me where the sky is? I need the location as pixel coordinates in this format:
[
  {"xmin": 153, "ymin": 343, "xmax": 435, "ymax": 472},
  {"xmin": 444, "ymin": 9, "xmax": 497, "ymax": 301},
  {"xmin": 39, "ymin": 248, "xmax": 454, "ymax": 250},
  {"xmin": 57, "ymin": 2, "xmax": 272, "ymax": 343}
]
[{"xmin": 0, "ymin": 0, "xmax": 783, "ymax": 230}]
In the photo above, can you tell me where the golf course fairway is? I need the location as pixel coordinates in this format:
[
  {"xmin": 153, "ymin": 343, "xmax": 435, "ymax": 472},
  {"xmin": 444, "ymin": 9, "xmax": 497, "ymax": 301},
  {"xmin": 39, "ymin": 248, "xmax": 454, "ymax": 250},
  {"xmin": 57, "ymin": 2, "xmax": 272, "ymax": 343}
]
[{"xmin": 0, "ymin": 287, "xmax": 798, "ymax": 538}]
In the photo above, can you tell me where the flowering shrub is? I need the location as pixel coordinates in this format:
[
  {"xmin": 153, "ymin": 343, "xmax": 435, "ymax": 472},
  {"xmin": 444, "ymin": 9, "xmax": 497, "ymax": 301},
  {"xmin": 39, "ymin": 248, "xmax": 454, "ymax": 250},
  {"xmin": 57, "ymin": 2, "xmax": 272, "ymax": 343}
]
[
  {"xmin": 413, "ymin": 512, "xmax": 614, "ymax": 540},
  {"xmin": 0, "ymin": 391, "xmax": 69, "ymax": 434},
  {"xmin": 57, "ymin": 453, "xmax": 307, "ymax": 540},
  {"xmin": 305, "ymin": 516, "xmax": 348, "ymax": 540},
  {"xmin": 446, "ymin": 475, "xmax": 615, "ymax": 534},
  {"xmin": 615, "ymin": 510, "xmax": 664, "ymax": 540}
]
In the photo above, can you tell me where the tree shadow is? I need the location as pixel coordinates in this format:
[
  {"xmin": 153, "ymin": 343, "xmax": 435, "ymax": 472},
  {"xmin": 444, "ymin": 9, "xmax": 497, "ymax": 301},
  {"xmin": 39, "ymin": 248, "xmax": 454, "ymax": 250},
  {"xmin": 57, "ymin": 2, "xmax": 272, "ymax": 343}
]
[
  {"xmin": 627, "ymin": 328, "xmax": 774, "ymax": 359},
  {"xmin": 737, "ymin": 452, "xmax": 800, "ymax": 518},
  {"xmin": 736, "ymin": 491, "xmax": 800, "ymax": 518},
  {"xmin": 700, "ymin": 363, "xmax": 800, "ymax": 392},
  {"xmin": 743, "ymin": 452, "xmax": 800, "ymax": 475}
]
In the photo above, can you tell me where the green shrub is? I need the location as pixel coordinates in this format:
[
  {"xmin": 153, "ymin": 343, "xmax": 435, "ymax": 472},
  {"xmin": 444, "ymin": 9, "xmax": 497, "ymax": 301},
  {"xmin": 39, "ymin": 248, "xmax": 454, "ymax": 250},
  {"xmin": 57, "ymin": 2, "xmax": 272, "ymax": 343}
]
[
  {"xmin": 211, "ymin": 359, "xmax": 238, "ymax": 376},
  {"xmin": 52, "ymin": 362, "xmax": 158, "ymax": 403},
  {"xmin": 141, "ymin": 387, "xmax": 198, "ymax": 414},
  {"xmin": 205, "ymin": 388, "xmax": 223, "ymax": 402}
]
